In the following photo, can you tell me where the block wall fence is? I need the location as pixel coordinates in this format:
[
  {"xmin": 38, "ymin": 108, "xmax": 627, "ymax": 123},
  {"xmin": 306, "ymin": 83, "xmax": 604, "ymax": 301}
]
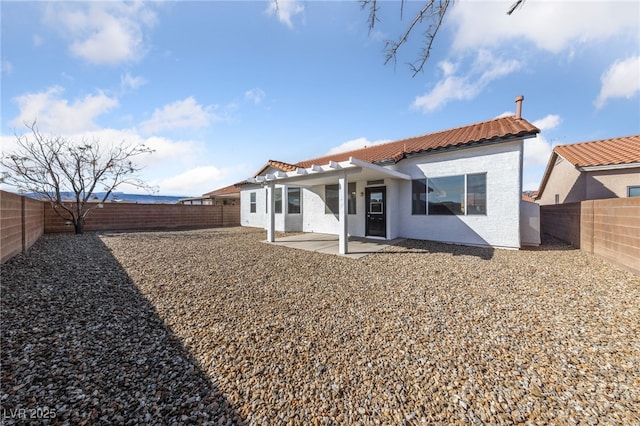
[
  {"xmin": 1, "ymin": 191, "xmax": 45, "ymax": 264},
  {"xmin": 540, "ymin": 197, "xmax": 640, "ymax": 275},
  {"xmin": 1, "ymin": 190, "xmax": 240, "ymax": 264}
]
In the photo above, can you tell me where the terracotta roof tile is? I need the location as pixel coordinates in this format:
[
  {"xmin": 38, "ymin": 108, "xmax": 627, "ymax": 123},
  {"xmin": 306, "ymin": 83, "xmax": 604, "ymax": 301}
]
[
  {"xmin": 294, "ymin": 115, "xmax": 539, "ymax": 168},
  {"xmin": 203, "ymin": 183, "xmax": 241, "ymax": 197},
  {"xmin": 554, "ymin": 135, "xmax": 640, "ymax": 168}
]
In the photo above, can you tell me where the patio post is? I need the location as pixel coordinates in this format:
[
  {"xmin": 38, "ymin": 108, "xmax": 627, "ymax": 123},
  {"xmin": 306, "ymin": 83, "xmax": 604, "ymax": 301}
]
[
  {"xmin": 266, "ymin": 183, "xmax": 275, "ymax": 243},
  {"xmin": 338, "ymin": 171, "xmax": 348, "ymax": 254}
]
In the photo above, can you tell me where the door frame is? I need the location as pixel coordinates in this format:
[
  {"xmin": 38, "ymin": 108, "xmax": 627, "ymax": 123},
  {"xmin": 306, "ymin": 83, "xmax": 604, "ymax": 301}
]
[{"xmin": 365, "ymin": 186, "xmax": 387, "ymax": 238}]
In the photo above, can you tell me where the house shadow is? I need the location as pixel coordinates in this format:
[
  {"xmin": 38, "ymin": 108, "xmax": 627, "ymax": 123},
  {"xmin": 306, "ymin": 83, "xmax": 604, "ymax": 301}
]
[
  {"xmin": 0, "ymin": 233, "xmax": 243, "ymax": 425},
  {"xmin": 381, "ymin": 238, "xmax": 495, "ymax": 260}
]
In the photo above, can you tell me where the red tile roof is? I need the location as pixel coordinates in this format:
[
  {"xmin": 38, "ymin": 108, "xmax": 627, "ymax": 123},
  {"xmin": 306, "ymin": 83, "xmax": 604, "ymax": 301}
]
[
  {"xmin": 554, "ymin": 135, "xmax": 640, "ymax": 168},
  {"xmin": 203, "ymin": 183, "xmax": 241, "ymax": 197},
  {"xmin": 294, "ymin": 115, "xmax": 539, "ymax": 168}
]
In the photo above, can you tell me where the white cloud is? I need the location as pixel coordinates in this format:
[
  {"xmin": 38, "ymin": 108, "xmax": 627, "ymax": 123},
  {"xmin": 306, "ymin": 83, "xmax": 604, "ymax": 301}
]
[
  {"xmin": 412, "ymin": 50, "xmax": 521, "ymax": 112},
  {"xmin": 449, "ymin": 1, "xmax": 639, "ymax": 54},
  {"xmin": 139, "ymin": 97, "xmax": 220, "ymax": 134},
  {"xmin": 1, "ymin": 60, "xmax": 13, "ymax": 75},
  {"xmin": 44, "ymin": 1, "xmax": 157, "ymax": 65},
  {"xmin": 265, "ymin": 0, "xmax": 304, "ymax": 29},
  {"xmin": 245, "ymin": 88, "xmax": 266, "ymax": 105},
  {"xmin": 121, "ymin": 72, "xmax": 147, "ymax": 91},
  {"xmin": 32, "ymin": 34, "xmax": 43, "ymax": 47},
  {"xmin": 523, "ymin": 114, "xmax": 562, "ymax": 168},
  {"xmin": 326, "ymin": 137, "xmax": 391, "ymax": 155},
  {"xmin": 153, "ymin": 166, "xmax": 229, "ymax": 196},
  {"xmin": 595, "ymin": 55, "xmax": 640, "ymax": 109},
  {"xmin": 10, "ymin": 86, "xmax": 119, "ymax": 134}
]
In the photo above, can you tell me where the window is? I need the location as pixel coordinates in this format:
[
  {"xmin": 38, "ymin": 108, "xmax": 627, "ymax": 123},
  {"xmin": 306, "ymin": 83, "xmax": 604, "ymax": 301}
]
[
  {"xmin": 325, "ymin": 183, "xmax": 356, "ymax": 214},
  {"xmin": 287, "ymin": 187, "xmax": 301, "ymax": 214},
  {"xmin": 628, "ymin": 186, "xmax": 640, "ymax": 197},
  {"xmin": 275, "ymin": 188, "xmax": 283, "ymax": 213},
  {"xmin": 428, "ymin": 175, "xmax": 465, "ymax": 215},
  {"xmin": 411, "ymin": 173, "xmax": 487, "ymax": 216},
  {"xmin": 412, "ymin": 179, "xmax": 427, "ymax": 215},
  {"xmin": 466, "ymin": 173, "xmax": 487, "ymax": 215},
  {"xmin": 249, "ymin": 192, "xmax": 257, "ymax": 213},
  {"xmin": 554, "ymin": 194, "xmax": 560, "ymax": 205}
]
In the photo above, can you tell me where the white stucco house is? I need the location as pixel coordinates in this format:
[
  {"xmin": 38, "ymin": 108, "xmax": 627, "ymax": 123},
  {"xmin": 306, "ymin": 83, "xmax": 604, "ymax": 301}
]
[{"xmin": 241, "ymin": 98, "xmax": 540, "ymax": 254}]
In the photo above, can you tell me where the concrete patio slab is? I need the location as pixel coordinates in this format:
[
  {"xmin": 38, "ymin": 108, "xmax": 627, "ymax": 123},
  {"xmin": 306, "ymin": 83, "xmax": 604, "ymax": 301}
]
[{"xmin": 266, "ymin": 233, "xmax": 404, "ymax": 259}]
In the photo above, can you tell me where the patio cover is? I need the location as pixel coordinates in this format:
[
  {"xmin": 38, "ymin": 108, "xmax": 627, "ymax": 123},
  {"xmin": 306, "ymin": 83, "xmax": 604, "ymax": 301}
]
[{"xmin": 248, "ymin": 157, "xmax": 411, "ymax": 254}]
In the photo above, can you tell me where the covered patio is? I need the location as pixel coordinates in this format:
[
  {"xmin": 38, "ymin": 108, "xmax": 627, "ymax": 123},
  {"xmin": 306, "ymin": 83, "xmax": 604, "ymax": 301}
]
[
  {"xmin": 266, "ymin": 232, "xmax": 405, "ymax": 259},
  {"xmin": 248, "ymin": 156, "xmax": 411, "ymax": 255}
]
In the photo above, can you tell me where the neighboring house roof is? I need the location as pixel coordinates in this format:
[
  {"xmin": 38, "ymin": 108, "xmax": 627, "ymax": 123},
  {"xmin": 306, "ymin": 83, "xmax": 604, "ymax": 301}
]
[
  {"xmin": 203, "ymin": 183, "xmax": 242, "ymax": 197},
  {"xmin": 554, "ymin": 135, "xmax": 640, "ymax": 168},
  {"xmin": 536, "ymin": 134, "xmax": 640, "ymax": 199},
  {"xmin": 522, "ymin": 192, "xmax": 537, "ymax": 203},
  {"xmin": 252, "ymin": 115, "xmax": 539, "ymax": 177}
]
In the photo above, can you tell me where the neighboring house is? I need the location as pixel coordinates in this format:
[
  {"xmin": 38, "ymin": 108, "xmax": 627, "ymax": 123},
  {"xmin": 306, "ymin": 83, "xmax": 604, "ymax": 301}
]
[
  {"xmin": 180, "ymin": 183, "xmax": 242, "ymax": 205},
  {"xmin": 241, "ymin": 98, "xmax": 540, "ymax": 253},
  {"xmin": 536, "ymin": 135, "xmax": 640, "ymax": 205}
]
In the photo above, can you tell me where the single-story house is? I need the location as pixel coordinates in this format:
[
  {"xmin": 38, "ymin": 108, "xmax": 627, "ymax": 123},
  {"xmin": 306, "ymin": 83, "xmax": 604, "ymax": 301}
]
[
  {"xmin": 535, "ymin": 135, "xmax": 640, "ymax": 205},
  {"xmin": 241, "ymin": 97, "xmax": 540, "ymax": 253}
]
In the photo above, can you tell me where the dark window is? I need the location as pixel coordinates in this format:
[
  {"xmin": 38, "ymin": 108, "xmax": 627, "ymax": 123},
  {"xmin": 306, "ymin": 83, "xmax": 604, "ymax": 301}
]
[
  {"xmin": 249, "ymin": 192, "xmax": 256, "ymax": 213},
  {"xmin": 287, "ymin": 187, "xmax": 301, "ymax": 214},
  {"xmin": 325, "ymin": 183, "xmax": 356, "ymax": 214},
  {"xmin": 466, "ymin": 173, "xmax": 487, "ymax": 215},
  {"xmin": 412, "ymin": 179, "xmax": 427, "ymax": 215},
  {"xmin": 275, "ymin": 188, "xmax": 283, "ymax": 213},
  {"xmin": 428, "ymin": 175, "xmax": 464, "ymax": 215}
]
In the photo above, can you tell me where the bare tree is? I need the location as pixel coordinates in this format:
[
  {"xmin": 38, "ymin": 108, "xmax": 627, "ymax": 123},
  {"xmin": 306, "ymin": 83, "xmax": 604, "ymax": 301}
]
[
  {"xmin": 361, "ymin": 0, "xmax": 525, "ymax": 76},
  {"xmin": 1, "ymin": 122, "xmax": 155, "ymax": 234}
]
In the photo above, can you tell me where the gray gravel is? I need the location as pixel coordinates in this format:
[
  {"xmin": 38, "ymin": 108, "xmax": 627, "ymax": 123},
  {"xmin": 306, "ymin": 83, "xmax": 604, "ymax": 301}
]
[{"xmin": 1, "ymin": 227, "xmax": 639, "ymax": 425}]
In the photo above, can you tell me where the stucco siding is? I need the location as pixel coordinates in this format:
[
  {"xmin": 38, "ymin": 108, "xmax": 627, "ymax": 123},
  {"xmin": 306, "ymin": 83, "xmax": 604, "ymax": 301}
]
[
  {"xmin": 395, "ymin": 141, "xmax": 524, "ymax": 248},
  {"xmin": 586, "ymin": 169, "xmax": 640, "ymax": 199}
]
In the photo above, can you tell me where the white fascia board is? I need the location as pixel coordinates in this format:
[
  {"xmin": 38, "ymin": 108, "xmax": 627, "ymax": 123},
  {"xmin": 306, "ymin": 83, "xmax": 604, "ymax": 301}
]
[
  {"xmin": 348, "ymin": 157, "xmax": 412, "ymax": 180},
  {"xmin": 578, "ymin": 162, "xmax": 640, "ymax": 172}
]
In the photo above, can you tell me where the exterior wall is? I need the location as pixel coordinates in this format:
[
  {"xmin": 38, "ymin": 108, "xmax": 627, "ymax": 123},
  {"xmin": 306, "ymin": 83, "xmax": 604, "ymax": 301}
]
[
  {"xmin": 537, "ymin": 156, "xmax": 583, "ymax": 205},
  {"xmin": 1, "ymin": 191, "xmax": 45, "ymax": 264},
  {"xmin": 520, "ymin": 200, "xmax": 541, "ymax": 246},
  {"xmin": 394, "ymin": 141, "xmax": 524, "ymax": 248},
  {"xmin": 541, "ymin": 197, "xmax": 640, "ymax": 275},
  {"xmin": 45, "ymin": 203, "xmax": 239, "ymax": 233},
  {"xmin": 241, "ymin": 185, "xmax": 305, "ymax": 232},
  {"xmin": 538, "ymin": 159, "xmax": 640, "ymax": 205},
  {"xmin": 585, "ymin": 168, "xmax": 640, "ymax": 200}
]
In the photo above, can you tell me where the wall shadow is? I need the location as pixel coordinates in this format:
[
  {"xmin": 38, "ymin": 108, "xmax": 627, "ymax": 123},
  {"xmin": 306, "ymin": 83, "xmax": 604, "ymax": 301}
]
[
  {"xmin": 382, "ymin": 238, "xmax": 495, "ymax": 260},
  {"xmin": 0, "ymin": 233, "xmax": 243, "ymax": 425}
]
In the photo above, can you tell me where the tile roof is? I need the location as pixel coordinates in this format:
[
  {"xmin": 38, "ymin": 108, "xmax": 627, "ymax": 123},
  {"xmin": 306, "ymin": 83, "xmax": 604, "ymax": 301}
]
[
  {"xmin": 294, "ymin": 115, "xmax": 539, "ymax": 168},
  {"xmin": 203, "ymin": 183, "xmax": 241, "ymax": 197},
  {"xmin": 554, "ymin": 135, "xmax": 640, "ymax": 168}
]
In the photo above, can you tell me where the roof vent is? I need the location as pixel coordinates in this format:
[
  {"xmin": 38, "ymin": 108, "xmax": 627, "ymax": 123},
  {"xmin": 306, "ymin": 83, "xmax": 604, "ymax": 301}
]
[{"xmin": 515, "ymin": 95, "xmax": 524, "ymax": 120}]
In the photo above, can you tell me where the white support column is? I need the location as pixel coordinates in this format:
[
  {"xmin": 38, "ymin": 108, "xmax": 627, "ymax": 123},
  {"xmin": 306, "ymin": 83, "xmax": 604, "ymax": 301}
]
[
  {"xmin": 266, "ymin": 184, "xmax": 275, "ymax": 243},
  {"xmin": 338, "ymin": 172, "xmax": 348, "ymax": 254}
]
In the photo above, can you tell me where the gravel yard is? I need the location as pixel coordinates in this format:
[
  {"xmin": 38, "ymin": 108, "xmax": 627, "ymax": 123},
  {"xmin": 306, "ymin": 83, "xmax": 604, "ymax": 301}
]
[{"xmin": 2, "ymin": 227, "xmax": 639, "ymax": 425}]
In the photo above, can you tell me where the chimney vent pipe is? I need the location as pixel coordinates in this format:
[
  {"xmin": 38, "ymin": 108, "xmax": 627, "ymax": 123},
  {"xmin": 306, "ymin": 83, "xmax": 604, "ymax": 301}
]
[{"xmin": 515, "ymin": 95, "xmax": 524, "ymax": 120}]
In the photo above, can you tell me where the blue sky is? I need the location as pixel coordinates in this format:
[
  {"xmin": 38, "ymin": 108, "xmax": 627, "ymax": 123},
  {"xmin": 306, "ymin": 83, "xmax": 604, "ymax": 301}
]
[{"xmin": 2, "ymin": 1, "xmax": 639, "ymax": 196}]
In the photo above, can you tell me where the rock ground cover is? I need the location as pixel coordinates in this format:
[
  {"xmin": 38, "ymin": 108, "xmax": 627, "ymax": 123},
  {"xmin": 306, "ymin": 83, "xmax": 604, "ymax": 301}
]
[{"xmin": 1, "ymin": 227, "xmax": 639, "ymax": 425}]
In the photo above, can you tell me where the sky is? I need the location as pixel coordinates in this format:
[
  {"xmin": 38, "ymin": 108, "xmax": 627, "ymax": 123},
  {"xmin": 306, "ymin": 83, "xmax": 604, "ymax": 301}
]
[{"xmin": 1, "ymin": 0, "xmax": 639, "ymax": 196}]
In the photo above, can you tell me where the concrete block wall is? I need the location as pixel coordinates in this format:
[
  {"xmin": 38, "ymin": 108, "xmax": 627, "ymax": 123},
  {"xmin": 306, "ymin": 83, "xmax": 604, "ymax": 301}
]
[
  {"xmin": 1, "ymin": 190, "xmax": 45, "ymax": 264},
  {"xmin": 541, "ymin": 197, "xmax": 640, "ymax": 274},
  {"xmin": 540, "ymin": 202, "xmax": 582, "ymax": 248},
  {"xmin": 584, "ymin": 198, "xmax": 640, "ymax": 274},
  {"xmin": 44, "ymin": 202, "xmax": 240, "ymax": 233}
]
